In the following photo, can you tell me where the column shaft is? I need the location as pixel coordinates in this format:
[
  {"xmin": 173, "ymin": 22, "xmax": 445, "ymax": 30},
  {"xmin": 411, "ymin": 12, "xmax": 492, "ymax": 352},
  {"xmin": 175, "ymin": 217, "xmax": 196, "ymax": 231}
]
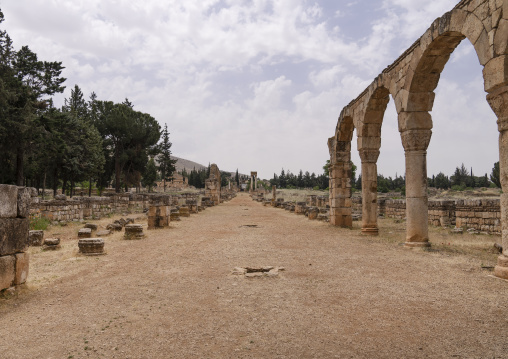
[
  {"xmin": 404, "ymin": 150, "xmax": 429, "ymax": 247},
  {"xmin": 361, "ymin": 161, "xmax": 378, "ymax": 235}
]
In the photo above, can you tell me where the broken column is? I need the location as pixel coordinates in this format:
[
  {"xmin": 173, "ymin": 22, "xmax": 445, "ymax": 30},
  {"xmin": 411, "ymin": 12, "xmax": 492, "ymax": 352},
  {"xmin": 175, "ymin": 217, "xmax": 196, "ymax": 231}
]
[
  {"xmin": 0, "ymin": 185, "xmax": 31, "ymax": 290},
  {"xmin": 147, "ymin": 205, "xmax": 170, "ymax": 229},
  {"xmin": 124, "ymin": 224, "xmax": 145, "ymax": 240},
  {"xmin": 205, "ymin": 164, "xmax": 222, "ymax": 205}
]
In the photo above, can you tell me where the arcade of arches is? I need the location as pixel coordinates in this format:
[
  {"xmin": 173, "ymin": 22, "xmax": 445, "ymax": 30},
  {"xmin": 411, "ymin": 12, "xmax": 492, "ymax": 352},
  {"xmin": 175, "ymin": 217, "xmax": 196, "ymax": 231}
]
[{"xmin": 328, "ymin": 0, "xmax": 508, "ymax": 279}]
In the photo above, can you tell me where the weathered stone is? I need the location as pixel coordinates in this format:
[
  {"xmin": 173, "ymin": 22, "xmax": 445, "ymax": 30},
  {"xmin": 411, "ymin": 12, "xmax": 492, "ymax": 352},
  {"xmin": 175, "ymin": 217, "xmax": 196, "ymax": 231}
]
[
  {"xmin": 124, "ymin": 224, "xmax": 145, "ymax": 240},
  {"xmin": 84, "ymin": 223, "xmax": 98, "ymax": 231},
  {"xmin": 96, "ymin": 230, "xmax": 111, "ymax": 237},
  {"xmin": 0, "ymin": 255, "xmax": 15, "ymax": 290},
  {"xmin": 78, "ymin": 238, "xmax": 105, "ymax": 255},
  {"xmin": 106, "ymin": 223, "xmax": 123, "ymax": 231},
  {"xmin": 17, "ymin": 187, "xmax": 32, "ymax": 218},
  {"xmin": 78, "ymin": 228, "xmax": 92, "ymax": 238},
  {"xmin": 14, "ymin": 252, "xmax": 29, "ymax": 285},
  {"xmin": 0, "ymin": 184, "xmax": 18, "ymax": 218},
  {"xmin": 0, "ymin": 218, "xmax": 29, "ymax": 256},
  {"xmin": 28, "ymin": 230, "xmax": 44, "ymax": 246},
  {"xmin": 54, "ymin": 194, "xmax": 66, "ymax": 200},
  {"xmin": 44, "ymin": 238, "xmax": 60, "ymax": 246}
]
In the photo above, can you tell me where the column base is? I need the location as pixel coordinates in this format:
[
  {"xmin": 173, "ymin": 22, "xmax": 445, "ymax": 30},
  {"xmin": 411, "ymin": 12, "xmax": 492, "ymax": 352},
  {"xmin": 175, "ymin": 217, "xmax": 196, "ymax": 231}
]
[
  {"xmin": 404, "ymin": 241, "xmax": 431, "ymax": 248},
  {"xmin": 361, "ymin": 227, "xmax": 379, "ymax": 236},
  {"xmin": 494, "ymin": 255, "xmax": 508, "ymax": 280}
]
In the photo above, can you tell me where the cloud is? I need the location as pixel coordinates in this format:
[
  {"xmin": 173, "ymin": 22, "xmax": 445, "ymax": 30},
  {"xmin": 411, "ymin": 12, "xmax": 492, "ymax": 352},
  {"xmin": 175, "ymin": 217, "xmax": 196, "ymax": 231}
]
[{"xmin": 0, "ymin": 0, "xmax": 498, "ymax": 179}]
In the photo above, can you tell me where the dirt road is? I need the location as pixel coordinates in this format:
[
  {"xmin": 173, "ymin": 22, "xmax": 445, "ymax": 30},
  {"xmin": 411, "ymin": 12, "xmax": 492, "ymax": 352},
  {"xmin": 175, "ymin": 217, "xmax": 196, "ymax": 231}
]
[{"xmin": 1, "ymin": 193, "xmax": 507, "ymax": 358}]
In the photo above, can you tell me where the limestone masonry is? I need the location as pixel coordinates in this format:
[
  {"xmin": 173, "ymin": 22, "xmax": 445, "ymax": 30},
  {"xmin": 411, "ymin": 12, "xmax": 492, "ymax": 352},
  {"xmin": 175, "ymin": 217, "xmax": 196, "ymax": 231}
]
[
  {"xmin": 0, "ymin": 185, "xmax": 33, "ymax": 291},
  {"xmin": 328, "ymin": 0, "xmax": 508, "ymax": 279}
]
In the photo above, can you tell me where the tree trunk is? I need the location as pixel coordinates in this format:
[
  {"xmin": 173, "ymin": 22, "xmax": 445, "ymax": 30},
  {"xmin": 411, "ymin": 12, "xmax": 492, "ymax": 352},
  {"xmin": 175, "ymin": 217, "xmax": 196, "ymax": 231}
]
[
  {"xmin": 16, "ymin": 145, "xmax": 24, "ymax": 186},
  {"xmin": 53, "ymin": 168, "xmax": 58, "ymax": 197},
  {"xmin": 89, "ymin": 177, "xmax": 92, "ymax": 197},
  {"xmin": 62, "ymin": 179, "xmax": 67, "ymax": 196},
  {"xmin": 42, "ymin": 171, "xmax": 46, "ymax": 200},
  {"xmin": 115, "ymin": 154, "xmax": 121, "ymax": 193}
]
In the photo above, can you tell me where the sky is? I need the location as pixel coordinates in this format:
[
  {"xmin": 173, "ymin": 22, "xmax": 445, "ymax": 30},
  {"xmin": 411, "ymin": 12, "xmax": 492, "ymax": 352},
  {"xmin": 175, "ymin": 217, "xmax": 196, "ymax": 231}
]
[{"xmin": 0, "ymin": 0, "xmax": 499, "ymax": 180}]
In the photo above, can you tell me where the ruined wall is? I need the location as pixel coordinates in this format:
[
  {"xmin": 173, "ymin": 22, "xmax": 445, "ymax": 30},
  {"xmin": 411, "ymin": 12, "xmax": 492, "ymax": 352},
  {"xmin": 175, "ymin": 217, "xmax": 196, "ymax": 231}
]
[
  {"xmin": 382, "ymin": 198, "xmax": 501, "ymax": 234},
  {"xmin": 205, "ymin": 164, "xmax": 221, "ymax": 205},
  {"xmin": 0, "ymin": 185, "xmax": 31, "ymax": 291},
  {"xmin": 29, "ymin": 192, "xmax": 200, "ymax": 222}
]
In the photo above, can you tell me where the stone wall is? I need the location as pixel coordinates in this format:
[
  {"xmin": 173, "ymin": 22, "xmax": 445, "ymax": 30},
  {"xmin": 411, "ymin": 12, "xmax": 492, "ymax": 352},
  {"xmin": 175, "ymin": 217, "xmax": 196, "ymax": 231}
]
[
  {"xmin": 0, "ymin": 185, "xmax": 31, "ymax": 291},
  {"xmin": 381, "ymin": 198, "xmax": 501, "ymax": 234},
  {"xmin": 30, "ymin": 192, "xmax": 201, "ymax": 222}
]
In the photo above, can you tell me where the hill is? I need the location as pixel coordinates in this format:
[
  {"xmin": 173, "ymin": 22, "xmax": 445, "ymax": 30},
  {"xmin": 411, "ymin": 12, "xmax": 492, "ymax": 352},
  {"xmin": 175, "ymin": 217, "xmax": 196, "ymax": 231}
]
[
  {"xmin": 172, "ymin": 156, "xmax": 207, "ymax": 173},
  {"xmin": 172, "ymin": 156, "xmax": 247, "ymax": 178}
]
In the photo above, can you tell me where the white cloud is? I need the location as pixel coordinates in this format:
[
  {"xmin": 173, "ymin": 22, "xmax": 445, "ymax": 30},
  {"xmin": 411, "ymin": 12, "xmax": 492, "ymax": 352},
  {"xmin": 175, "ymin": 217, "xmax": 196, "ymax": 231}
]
[{"xmin": 0, "ymin": 0, "xmax": 498, "ymax": 179}]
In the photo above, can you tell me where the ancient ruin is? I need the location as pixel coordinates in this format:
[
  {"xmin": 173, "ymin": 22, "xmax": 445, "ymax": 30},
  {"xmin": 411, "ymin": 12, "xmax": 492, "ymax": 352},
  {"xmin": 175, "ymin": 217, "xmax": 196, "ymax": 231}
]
[
  {"xmin": 328, "ymin": 0, "xmax": 508, "ymax": 279},
  {"xmin": 0, "ymin": 185, "xmax": 32, "ymax": 291},
  {"xmin": 78, "ymin": 238, "xmax": 105, "ymax": 255},
  {"xmin": 250, "ymin": 171, "xmax": 258, "ymax": 192},
  {"xmin": 205, "ymin": 164, "xmax": 221, "ymax": 205}
]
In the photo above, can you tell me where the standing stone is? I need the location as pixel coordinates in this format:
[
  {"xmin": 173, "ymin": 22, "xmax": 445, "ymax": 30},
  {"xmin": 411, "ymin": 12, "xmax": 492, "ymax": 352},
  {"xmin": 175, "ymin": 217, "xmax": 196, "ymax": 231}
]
[
  {"xmin": 14, "ymin": 252, "xmax": 29, "ymax": 285},
  {"xmin": 0, "ymin": 255, "xmax": 15, "ymax": 289},
  {"xmin": 29, "ymin": 230, "xmax": 44, "ymax": 246},
  {"xmin": 78, "ymin": 238, "xmax": 105, "ymax": 255},
  {"xmin": 124, "ymin": 224, "xmax": 145, "ymax": 240},
  {"xmin": 0, "ymin": 218, "xmax": 30, "ymax": 256},
  {"xmin": 0, "ymin": 184, "xmax": 18, "ymax": 218}
]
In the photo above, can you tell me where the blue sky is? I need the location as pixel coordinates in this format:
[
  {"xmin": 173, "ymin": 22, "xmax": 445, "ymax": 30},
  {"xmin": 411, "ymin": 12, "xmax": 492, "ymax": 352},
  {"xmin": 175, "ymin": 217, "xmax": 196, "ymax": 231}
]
[{"xmin": 0, "ymin": 0, "xmax": 498, "ymax": 179}]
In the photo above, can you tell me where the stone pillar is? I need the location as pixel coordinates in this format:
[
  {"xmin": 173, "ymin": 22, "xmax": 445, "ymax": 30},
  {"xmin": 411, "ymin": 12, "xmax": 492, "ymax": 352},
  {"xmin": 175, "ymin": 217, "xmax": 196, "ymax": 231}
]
[
  {"xmin": 487, "ymin": 86, "xmax": 508, "ymax": 279},
  {"xmin": 401, "ymin": 129, "xmax": 432, "ymax": 247},
  {"xmin": 328, "ymin": 141, "xmax": 353, "ymax": 228},
  {"xmin": 272, "ymin": 186, "xmax": 276, "ymax": 202},
  {"xmin": 359, "ymin": 149, "xmax": 380, "ymax": 235}
]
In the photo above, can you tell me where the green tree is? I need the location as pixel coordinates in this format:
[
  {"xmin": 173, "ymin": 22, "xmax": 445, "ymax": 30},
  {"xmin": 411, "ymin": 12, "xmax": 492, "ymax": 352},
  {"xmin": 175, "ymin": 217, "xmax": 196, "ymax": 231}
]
[
  {"xmin": 235, "ymin": 169, "xmax": 239, "ymax": 186},
  {"xmin": 434, "ymin": 172, "xmax": 450, "ymax": 189},
  {"xmin": 158, "ymin": 124, "xmax": 177, "ymax": 192},
  {"xmin": 491, "ymin": 161, "xmax": 501, "ymax": 188},
  {"xmin": 93, "ymin": 101, "xmax": 160, "ymax": 192},
  {"xmin": 142, "ymin": 158, "xmax": 157, "ymax": 192},
  {"xmin": 8, "ymin": 45, "xmax": 66, "ymax": 185}
]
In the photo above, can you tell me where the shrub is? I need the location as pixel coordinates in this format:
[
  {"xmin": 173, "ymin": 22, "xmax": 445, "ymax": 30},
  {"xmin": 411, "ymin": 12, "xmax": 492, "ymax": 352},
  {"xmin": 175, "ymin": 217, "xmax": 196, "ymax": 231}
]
[
  {"xmin": 313, "ymin": 186, "xmax": 320, "ymax": 190},
  {"xmin": 30, "ymin": 217, "xmax": 51, "ymax": 231},
  {"xmin": 451, "ymin": 185, "xmax": 466, "ymax": 191}
]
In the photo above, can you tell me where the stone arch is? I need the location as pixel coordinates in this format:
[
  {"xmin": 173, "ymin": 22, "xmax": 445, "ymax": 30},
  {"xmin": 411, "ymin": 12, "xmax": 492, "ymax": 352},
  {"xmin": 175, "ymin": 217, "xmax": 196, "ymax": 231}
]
[
  {"xmin": 397, "ymin": 7, "xmax": 505, "ymax": 247},
  {"xmin": 329, "ymin": 114, "xmax": 355, "ymax": 228}
]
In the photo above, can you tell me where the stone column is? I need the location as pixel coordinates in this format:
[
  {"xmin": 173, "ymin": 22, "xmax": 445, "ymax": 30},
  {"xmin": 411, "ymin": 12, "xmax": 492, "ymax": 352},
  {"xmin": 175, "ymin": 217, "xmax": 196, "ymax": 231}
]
[
  {"xmin": 359, "ymin": 149, "xmax": 380, "ymax": 235},
  {"xmin": 487, "ymin": 86, "xmax": 508, "ymax": 279},
  {"xmin": 329, "ymin": 142, "xmax": 353, "ymax": 228},
  {"xmin": 401, "ymin": 129, "xmax": 432, "ymax": 247},
  {"xmin": 272, "ymin": 185, "xmax": 276, "ymax": 201},
  {"xmin": 254, "ymin": 175, "xmax": 257, "ymax": 190}
]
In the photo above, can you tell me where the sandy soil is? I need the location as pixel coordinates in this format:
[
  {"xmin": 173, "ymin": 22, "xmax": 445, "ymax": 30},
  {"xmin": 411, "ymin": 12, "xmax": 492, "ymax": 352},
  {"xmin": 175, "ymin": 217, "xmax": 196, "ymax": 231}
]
[{"xmin": 1, "ymin": 193, "xmax": 507, "ymax": 359}]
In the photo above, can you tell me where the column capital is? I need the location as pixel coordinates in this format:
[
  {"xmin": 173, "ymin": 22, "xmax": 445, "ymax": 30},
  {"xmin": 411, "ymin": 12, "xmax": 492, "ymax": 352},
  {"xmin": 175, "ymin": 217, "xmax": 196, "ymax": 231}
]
[
  {"xmin": 401, "ymin": 129, "xmax": 432, "ymax": 152},
  {"xmin": 359, "ymin": 149, "xmax": 380, "ymax": 163}
]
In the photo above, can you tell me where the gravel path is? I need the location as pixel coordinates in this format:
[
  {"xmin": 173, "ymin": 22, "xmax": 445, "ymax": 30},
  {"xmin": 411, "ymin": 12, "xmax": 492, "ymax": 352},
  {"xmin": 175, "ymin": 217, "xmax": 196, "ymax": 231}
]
[{"xmin": 1, "ymin": 193, "xmax": 507, "ymax": 358}]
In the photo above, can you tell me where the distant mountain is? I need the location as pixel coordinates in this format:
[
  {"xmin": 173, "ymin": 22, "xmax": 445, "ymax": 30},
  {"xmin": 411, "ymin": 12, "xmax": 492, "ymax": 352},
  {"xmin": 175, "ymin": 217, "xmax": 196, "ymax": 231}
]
[
  {"xmin": 172, "ymin": 156, "xmax": 206, "ymax": 173},
  {"xmin": 172, "ymin": 156, "xmax": 247, "ymax": 178}
]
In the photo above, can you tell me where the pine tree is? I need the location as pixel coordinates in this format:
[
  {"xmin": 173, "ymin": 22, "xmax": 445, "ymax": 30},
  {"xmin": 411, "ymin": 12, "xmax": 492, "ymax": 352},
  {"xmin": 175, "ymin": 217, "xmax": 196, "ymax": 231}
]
[{"xmin": 157, "ymin": 124, "xmax": 177, "ymax": 192}]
